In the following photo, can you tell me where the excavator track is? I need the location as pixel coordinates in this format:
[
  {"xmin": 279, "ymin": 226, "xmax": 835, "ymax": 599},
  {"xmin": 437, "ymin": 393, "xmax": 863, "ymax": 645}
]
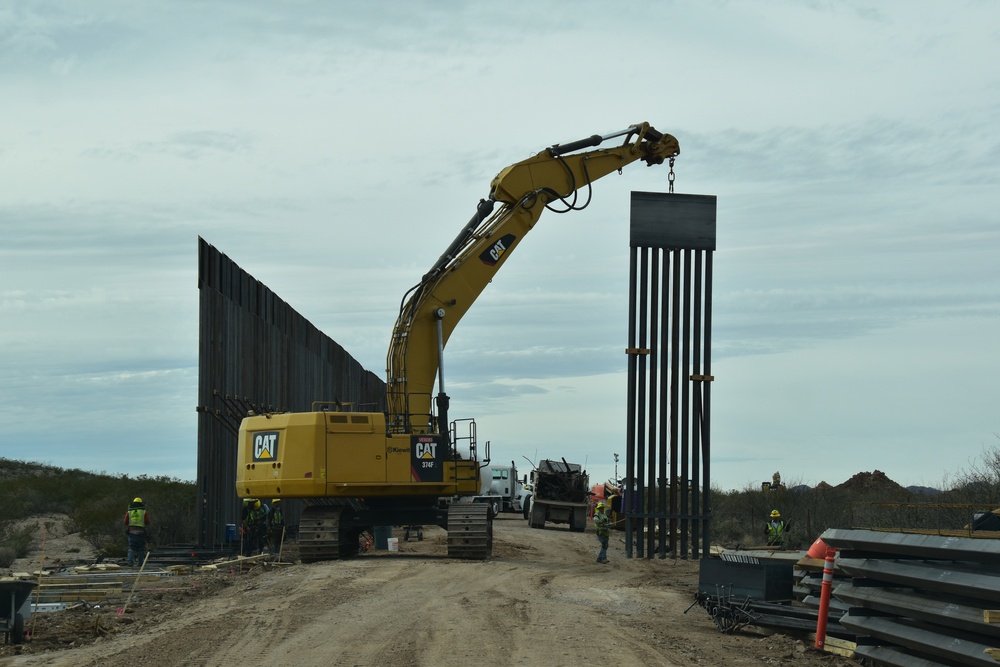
[
  {"xmin": 298, "ymin": 506, "xmax": 359, "ymax": 563},
  {"xmin": 447, "ymin": 503, "xmax": 493, "ymax": 559}
]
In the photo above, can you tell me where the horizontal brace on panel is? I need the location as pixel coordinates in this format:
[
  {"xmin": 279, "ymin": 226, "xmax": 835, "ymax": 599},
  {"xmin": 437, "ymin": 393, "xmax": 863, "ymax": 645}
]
[
  {"xmin": 689, "ymin": 374, "xmax": 715, "ymax": 382},
  {"xmin": 625, "ymin": 347, "xmax": 651, "ymax": 355}
]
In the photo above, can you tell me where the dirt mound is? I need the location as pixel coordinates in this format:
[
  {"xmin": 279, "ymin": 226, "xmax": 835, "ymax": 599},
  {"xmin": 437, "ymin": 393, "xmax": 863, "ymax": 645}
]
[{"xmin": 835, "ymin": 469, "xmax": 907, "ymax": 494}]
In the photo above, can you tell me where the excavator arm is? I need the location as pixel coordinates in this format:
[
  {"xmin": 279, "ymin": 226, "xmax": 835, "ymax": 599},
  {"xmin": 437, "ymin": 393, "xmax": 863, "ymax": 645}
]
[{"xmin": 386, "ymin": 122, "xmax": 679, "ymax": 435}]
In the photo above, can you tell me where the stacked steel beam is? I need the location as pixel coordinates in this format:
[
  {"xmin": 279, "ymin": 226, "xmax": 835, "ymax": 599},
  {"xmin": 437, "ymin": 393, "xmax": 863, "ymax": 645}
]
[{"xmin": 824, "ymin": 528, "xmax": 1000, "ymax": 666}]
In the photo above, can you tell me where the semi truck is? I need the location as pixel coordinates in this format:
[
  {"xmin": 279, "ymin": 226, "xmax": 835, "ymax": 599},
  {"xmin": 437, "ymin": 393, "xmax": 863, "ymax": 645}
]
[{"xmin": 462, "ymin": 460, "xmax": 527, "ymax": 517}]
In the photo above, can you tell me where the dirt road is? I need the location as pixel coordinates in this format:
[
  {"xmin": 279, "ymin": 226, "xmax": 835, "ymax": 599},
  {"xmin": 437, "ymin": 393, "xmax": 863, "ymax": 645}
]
[{"xmin": 6, "ymin": 515, "xmax": 854, "ymax": 666}]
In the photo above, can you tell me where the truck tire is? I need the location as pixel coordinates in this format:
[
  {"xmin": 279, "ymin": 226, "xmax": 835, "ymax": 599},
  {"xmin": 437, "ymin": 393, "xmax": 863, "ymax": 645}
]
[
  {"xmin": 529, "ymin": 501, "xmax": 545, "ymax": 529},
  {"xmin": 570, "ymin": 509, "xmax": 587, "ymax": 533},
  {"xmin": 522, "ymin": 496, "xmax": 531, "ymax": 520},
  {"xmin": 490, "ymin": 500, "xmax": 500, "ymax": 517}
]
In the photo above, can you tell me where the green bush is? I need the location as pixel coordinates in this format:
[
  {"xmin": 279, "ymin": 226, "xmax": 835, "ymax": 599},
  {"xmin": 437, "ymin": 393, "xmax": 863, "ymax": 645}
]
[
  {"xmin": 0, "ymin": 524, "xmax": 36, "ymax": 558},
  {"xmin": 0, "ymin": 547, "xmax": 15, "ymax": 567},
  {"xmin": 71, "ymin": 495, "xmax": 127, "ymax": 554}
]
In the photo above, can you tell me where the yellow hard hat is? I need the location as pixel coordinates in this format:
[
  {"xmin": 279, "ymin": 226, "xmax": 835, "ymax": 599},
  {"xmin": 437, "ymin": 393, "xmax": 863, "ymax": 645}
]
[
  {"xmin": 770, "ymin": 509, "xmax": 781, "ymax": 518},
  {"xmin": 596, "ymin": 501, "xmax": 606, "ymax": 511},
  {"xmin": 271, "ymin": 498, "xmax": 281, "ymax": 504},
  {"xmin": 253, "ymin": 499, "xmax": 261, "ymax": 509},
  {"xmin": 133, "ymin": 497, "xmax": 143, "ymax": 503}
]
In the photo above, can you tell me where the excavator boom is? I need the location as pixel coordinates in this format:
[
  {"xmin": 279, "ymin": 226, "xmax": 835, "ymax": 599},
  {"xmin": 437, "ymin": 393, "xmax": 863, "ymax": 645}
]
[{"xmin": 386, "ymin": 122, "xmax": 679, "ymax": 434}]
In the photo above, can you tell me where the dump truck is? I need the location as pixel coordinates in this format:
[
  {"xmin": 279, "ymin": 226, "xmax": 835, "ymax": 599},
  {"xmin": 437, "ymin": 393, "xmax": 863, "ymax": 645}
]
[{"xmin": 527, "ymin": 458, "xmax": 591, "ymax": 531}]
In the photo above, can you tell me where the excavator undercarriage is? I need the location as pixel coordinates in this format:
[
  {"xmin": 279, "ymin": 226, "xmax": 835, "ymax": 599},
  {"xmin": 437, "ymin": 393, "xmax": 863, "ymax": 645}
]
[{"xmin": 297, "ymin": 502, "xmax": 492, "ymax": 562}]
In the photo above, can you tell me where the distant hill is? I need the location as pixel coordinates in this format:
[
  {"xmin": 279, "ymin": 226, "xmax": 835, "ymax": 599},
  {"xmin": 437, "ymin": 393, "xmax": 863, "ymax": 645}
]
[
  {"xmin": 786, "ymin": 472, "xmax": 941, "ymax": 495},
  {"xmin": 906, "ymin": 485, "xmax": 941, "ymax": 495}
]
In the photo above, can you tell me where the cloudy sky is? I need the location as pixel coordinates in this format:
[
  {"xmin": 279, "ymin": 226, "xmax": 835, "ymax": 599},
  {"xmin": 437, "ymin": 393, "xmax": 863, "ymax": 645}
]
[{"xmin": 2, "ymin": 1, "xmax": 998, "ymax": 492}]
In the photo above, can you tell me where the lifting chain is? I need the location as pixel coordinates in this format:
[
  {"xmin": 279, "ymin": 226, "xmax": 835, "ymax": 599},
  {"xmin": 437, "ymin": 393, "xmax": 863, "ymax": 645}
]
[{"xmin": 668, "ymin": 156, "xmax": 676, "ymax": 194}]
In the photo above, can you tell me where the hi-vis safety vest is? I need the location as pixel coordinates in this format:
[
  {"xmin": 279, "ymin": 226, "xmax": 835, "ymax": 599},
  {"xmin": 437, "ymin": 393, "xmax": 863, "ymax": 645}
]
[
  {"xmin": 594, "ymin": 512, "xmax": 611, "ymax": 537},
  {"xmin": 128, "ymin": 508, "xmax": 147, "ymax": 530},
  {"xmin": 766, "ymin": 519, "xmax": 785, "ymax": 543}
]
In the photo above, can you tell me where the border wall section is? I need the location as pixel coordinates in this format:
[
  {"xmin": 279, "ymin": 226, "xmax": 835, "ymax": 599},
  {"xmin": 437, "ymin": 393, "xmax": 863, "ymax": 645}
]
[{"xmin": 196, "ymin": 237, "xmax": 385, "ymax": 549}]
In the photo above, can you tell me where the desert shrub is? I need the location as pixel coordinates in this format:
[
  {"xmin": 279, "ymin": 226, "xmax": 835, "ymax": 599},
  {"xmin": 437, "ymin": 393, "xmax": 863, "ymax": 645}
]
[
  {"xmin": 60, "ymin": 473, "xmax": 198, "ymax": 555},
  {"xmin": 141, "ymin": 478, "xmax": 198, "ymax": 547},
  {"xmin": 709, "ymin": 515, "xmax": 747, "ymax": 547},
  {"xmin": 0, "ymin": 547, "xmax": 15, "ymax": 567},
  {"xmin": 70, "ymin": 495, "xmax": 129, "ymax": 556},
  {"xmin": 0, "ymin": 524, "xmax": 36, "ymax": 558}
]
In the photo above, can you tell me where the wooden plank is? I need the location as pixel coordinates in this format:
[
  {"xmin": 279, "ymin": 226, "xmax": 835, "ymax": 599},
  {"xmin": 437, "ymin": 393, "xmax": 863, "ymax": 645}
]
[
  {"xmin": 805, "ymin": 633, "xmax": 855, "ymax": 658},
  {"xmin": 822, "ymin": 636, "xmax": 856, "ymax": 658},
  {"xmin": 985, "ymin": 610, "xmax": 1000, "ymax": 623},
  {"xmin": 197, "ymin": 553, "xmax": 272, "ymax": 570}
]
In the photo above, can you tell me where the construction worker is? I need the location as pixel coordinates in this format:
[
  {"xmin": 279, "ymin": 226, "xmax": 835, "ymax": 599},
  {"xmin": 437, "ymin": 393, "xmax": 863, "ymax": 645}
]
[
  {"xmin": 593, "ymin": 501, "xmax": 611, "ymax": 563},
  {"xmin": 239, "ymin": 498, "xmax": 252, "ymax": 555},
  {"xmin": 765, "ymin": 509, "xmax": 787, "ymax": 548},
  {"xmin": 257, "ymin": 499, "xmax": 270, "ymax": 552},
  {"xmin": 267, "ymin": 498, "xmax": 285, "ymax": 553},
  {"xmin": 123, "ymin": 497, "xmax": 151, "ymax": 566},
  {"xmin": 241, "ymin": 498, "xmax": 267, "ymax": 556}
]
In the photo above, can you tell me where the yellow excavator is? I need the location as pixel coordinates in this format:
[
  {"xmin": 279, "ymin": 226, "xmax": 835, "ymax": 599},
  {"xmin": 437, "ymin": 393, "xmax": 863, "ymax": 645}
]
[{"xmin": 236, "ymin": 123, "xmax": 680, "ymax": 561}]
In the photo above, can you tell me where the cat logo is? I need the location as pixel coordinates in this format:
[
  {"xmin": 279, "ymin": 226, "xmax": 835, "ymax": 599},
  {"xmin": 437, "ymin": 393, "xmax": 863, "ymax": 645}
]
[
  {"xmin": 415, "ymin": 441, "xmax": 437, "ymax": 460},
  {"xmin": 253, "ymin": 431, "xmax": 279, "ymax": 462},
  {"xmin": 479, "ymin": 233, "xmax": 516, "ymax": 267},
  {"xmin": 411, "ymin": 435, "xmax": 443, "ymax": 482}
]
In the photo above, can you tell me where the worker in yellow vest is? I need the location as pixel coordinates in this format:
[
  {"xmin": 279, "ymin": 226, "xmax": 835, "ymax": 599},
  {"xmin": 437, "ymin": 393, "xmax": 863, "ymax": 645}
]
[
  {"xmin": 765, "ymin": 509, "xmax": 787, "ymax": 548},
  {"xmin": 594, "ymin": 501, "xmax": 611, "ymax": 563},
  {"xmin": 123, "ymin": 497, "xmax": 151, "ymax": 566}
]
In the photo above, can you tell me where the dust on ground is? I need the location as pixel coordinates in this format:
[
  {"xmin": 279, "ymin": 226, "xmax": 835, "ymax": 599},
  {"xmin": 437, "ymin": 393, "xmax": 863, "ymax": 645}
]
[{"xmin": 2, "ymin": 515, "xmax": 856, "ymax": 667}]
